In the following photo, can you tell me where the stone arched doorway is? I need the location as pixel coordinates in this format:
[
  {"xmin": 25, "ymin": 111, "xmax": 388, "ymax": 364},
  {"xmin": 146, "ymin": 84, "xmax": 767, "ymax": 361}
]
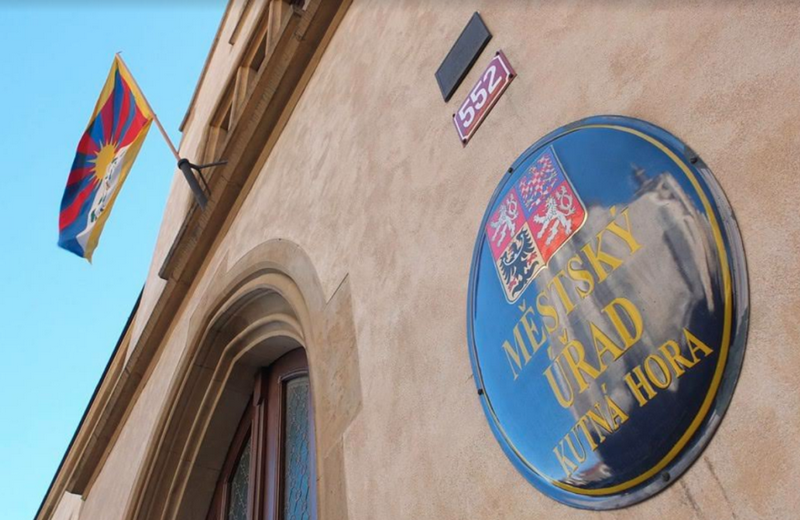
[{"xmin": 125, "ymin": 240, "xmax": 361, "ymax": 520}]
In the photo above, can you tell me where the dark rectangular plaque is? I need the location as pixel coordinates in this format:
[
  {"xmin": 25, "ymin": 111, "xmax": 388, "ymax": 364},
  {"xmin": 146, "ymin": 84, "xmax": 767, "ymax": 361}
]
[{"xmin": 435, "ymin": 12, "xmax": 492, "ymax": 102}]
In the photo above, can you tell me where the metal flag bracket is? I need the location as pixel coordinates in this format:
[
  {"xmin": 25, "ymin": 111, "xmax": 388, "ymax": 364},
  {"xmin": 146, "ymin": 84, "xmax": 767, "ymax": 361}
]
[
  {"xmin": 114, "ymin": 53, "xmax": 227, "ymax": 210},
  {"xmin": 177, "ymin": 158, "xmax": 227, "ymax": 209}
]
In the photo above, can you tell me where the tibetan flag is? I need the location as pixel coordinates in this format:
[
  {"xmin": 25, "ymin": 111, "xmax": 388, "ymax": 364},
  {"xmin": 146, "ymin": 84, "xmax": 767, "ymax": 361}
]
[{"xmin": 58, "ymin": 56, "xmax": 153, "ymax": 261}]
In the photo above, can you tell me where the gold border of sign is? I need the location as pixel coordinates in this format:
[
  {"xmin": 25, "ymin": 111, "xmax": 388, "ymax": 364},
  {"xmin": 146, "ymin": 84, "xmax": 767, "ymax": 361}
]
[{"xmin": 480, "ymin": 124, "xmax": 732, "ymax": 496}]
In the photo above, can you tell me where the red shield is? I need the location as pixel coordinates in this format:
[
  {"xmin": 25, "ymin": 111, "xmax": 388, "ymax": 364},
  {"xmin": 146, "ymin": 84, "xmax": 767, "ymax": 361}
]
[{"xmin": 485, "ymin": 147, "xmax": 586, "ymax": 302}]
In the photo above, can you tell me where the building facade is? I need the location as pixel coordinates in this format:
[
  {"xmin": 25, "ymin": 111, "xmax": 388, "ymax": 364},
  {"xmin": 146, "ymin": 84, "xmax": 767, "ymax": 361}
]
[{"xmin": 39, "ymin": 1, "xmax": 800, "ymax": 519}]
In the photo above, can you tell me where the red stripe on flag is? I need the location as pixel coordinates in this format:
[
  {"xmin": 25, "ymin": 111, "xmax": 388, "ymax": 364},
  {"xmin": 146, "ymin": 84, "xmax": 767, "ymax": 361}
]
[
  {"xmin": 119, "ymin": 109, "xmax": 148, "ymax": 148},
  {"xmin": 59, "ymin": 179, "xmax": 97, "ymax": 231},
  {"xmin": 76, "ymin": 130, "xmax": 99, "ymax": 156},
  {"xmin": 113, "ymin": 84, "xmax": 131, "ymax": 144},
  {"xmin": 99, "ymin": 94, "xmax": 114, "ymax": 144},
  {"xmin": 66, "ymin": 166, "xmax": 95, "ymax": 186}
]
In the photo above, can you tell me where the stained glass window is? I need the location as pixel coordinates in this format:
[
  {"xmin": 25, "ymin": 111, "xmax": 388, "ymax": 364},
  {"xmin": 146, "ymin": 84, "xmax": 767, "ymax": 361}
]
[
  {"xmin": 227, "ymin": 436, "xmax": 251, "ymax": 520},
  {"xmin": 207, "ymin": 351, "xmax": 316, "ymax": 520},
  {"xmin": 283, "ymin": 376, "xmax": 312, "ymax": 520}
]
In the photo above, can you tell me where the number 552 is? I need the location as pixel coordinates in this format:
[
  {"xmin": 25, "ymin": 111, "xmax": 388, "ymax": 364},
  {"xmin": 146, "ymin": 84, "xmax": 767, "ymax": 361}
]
[{"xmin": 457, "ymin": 64, "xmax": 503, "ymax": 128}]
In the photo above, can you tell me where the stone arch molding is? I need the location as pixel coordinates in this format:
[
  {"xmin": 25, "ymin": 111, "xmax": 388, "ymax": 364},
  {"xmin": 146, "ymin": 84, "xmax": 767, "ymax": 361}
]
[{"xmin": 125, "ymin": 239, "xmax": 361, "ymax": 520}]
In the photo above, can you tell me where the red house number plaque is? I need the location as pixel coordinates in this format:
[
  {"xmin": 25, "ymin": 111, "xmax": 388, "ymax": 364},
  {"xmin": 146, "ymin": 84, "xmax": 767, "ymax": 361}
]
[{"xmin": 453, "ymin": 50, "xmax": 515, "ymax": 145}]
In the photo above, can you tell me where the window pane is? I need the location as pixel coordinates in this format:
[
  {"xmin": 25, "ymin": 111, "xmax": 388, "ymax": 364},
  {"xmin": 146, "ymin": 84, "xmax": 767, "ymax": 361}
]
[
  {"xmin": 283, "ymin": 376, "xmax": 312, "ymax": 520},
  {"xmin": 227, "ymin": 436, "xmax": 251, "ymax": 520}
]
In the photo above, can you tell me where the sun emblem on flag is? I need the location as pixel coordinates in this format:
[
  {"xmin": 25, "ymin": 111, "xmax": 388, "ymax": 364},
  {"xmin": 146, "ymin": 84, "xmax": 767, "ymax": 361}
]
[
  {"xmin": 88, "ymin": 143, "xmax": 129, "ymax": 223},
  {"xmin": 58, "ymin": 58, "xmax": 152, "ymax": 261},
  {"xmin": 485, "ymin": 147, "xmax": 587, "ymax": 302}
]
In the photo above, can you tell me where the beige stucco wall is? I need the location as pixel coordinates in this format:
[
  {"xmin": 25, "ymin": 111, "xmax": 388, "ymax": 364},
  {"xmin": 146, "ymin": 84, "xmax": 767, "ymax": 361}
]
[
  {"xmin": 63, "ymin": 1, "xmax": 800, "ymax": 519},
  {"xmin": 51, "ymin": 492, "xmax": 82, "ymax": 520}
]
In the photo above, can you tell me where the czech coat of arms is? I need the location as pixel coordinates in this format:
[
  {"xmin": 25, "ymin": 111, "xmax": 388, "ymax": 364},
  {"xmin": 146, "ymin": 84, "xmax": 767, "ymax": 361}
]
[{"xmin": 485, "ymin": 147, "xmax": 586, "ymax": 302}]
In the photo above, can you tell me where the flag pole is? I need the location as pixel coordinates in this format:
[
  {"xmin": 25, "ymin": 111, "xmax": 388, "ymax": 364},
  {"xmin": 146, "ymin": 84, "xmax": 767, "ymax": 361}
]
[
  {"xmin": 114, "ymin": 53, "xmax": 211, "ymax": 208},
  {"xmin": 114, "ymin": 53, "xmax": 180, "ymax": 161}
]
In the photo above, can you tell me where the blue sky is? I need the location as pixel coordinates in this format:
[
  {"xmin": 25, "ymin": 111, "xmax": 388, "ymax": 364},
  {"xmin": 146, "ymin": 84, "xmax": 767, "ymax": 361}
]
[{"xmin": 0, "ymin": 3, "xmax": 225, "ymax": 518}]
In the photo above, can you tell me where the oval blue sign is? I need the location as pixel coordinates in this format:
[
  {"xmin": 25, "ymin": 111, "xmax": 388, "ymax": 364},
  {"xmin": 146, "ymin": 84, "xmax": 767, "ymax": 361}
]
[{"xmin": 467, "ymin": 116, "xmax": 748, "ymax": 509}]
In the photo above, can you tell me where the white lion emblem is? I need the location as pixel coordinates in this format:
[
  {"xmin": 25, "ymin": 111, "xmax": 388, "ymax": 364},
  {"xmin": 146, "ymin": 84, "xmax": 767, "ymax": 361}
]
[
  {"xmin": 533, "ymin": 185, "xmax": 576, "ymax": 245},
  {"xmin": 89, "ymin": 146, "xmax": 128, "ymax": 224},
  {"xmin": 490, "ymin": 196, "xmax": 519, "ymax": 247}
]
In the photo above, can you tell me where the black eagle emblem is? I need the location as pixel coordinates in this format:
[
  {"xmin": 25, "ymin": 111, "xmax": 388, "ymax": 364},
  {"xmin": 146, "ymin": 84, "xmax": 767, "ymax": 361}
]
[{"xmin": 498, "ymin": 226, "xmax": 541, "ymax": 300}]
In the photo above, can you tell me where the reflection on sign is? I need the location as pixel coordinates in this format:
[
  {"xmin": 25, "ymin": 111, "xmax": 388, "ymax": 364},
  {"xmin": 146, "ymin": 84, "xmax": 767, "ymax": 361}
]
[{"xmin": 467, "ymin": 116, "xmax": 748, "ymax": 510}]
